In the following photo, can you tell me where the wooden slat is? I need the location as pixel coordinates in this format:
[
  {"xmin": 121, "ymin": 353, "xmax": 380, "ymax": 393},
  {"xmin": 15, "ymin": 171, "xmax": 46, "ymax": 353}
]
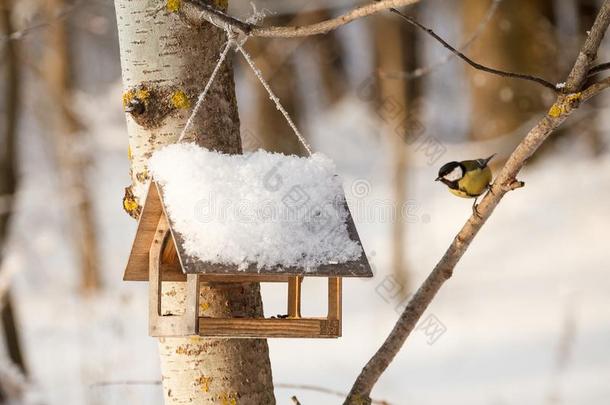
[
  {"xmin": 148, "ymin": 216, "xmax": 198, "ymax": 337},
  {"xmin": 161, "ymin": 234, "xmax": 178, "ymax": 264},
  {"xmin": 199, "ymin": 274, "xmax": 290, "ymax": 283},
  {"xmin": 159, "ymin": 264, "xmax": 187, "ymax": 282},
  {"xmin": 185, "ymin": 274, "xmax": 200, "ymax": 335},
  {"xmin": 157, "ymin": 267, "xmax": 290, "ymax": 283},
  {"xmin": 148, "ymin": 216, "xmax": 166, "ymax": 335},
  {"xmin": 124, "ymin": 182, "xmax": 163, "ymax": 281},
  {"xmin": 287, "ymin": 276, "xmax": 302, "ymax": 318},
  {"xmin": 327, "ymin": 277, "xmax": 342, "ymax": 320},
  {"xmin": 197, "ymin": 318, "xmax": 340, "ymax": 338}
]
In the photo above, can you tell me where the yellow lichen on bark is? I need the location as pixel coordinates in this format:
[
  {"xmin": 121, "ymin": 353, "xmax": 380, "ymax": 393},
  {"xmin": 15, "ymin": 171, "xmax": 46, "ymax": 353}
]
[
  {"xmin": 215, "ymin": 0, "xmax": 228, "ymax": 9},
  {"xmin": 167, "ymin": 0, "xmax": 181, "ymax": 13},
  {"xmin": 548, "ymin": 103, "xmax": 562, "ymax": 118},
  {"xmin": 548, "ymin": 92, "xmax": 582, "ymax": 118},
  {"xmin": 171, "ymin": 90, "xmax": 191, "ymax": 109},
  {"xmin": 122, "ymin": 87, "xmax": 151, "ymax": 107},
  {"xmin": 135, "ymin": 169, "xmax": 149, "ymax": 183},
  {"xmin": 123, "ymin": 197, "xmax": 138, "ymax": 213},
  {"xmin": 219, "ymin": 392, "xmax": 238, "ymax": 405},
  {"xmin": 195, "ymin": 376, "xmax": 213, "ymax": 392},
  {"xmin": 122, "ymin": 185, "xmax": 141, "ymax": 219},
  {"xmin": 121, "ymin": 90, "xmax": 133, "ymax": 107}
]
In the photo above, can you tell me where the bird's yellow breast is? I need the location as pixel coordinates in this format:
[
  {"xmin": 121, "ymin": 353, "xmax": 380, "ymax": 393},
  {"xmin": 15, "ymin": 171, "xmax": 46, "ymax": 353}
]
[{"xmin": 449, "ymin": 166, "xmax": 492, "ymax": 198}]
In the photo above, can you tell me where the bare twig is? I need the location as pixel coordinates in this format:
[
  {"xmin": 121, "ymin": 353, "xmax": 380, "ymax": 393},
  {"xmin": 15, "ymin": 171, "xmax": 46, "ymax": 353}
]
[
  {"xmin": 90, "ymin": 380, "xmax": 161, "ymax": 387},
  {"xmin": 276, "ymin": 383, "xmax": 391, "ymax": 405},
  {"xmin": 344, "ymin": 2, "xmax": 610, "ymax": 404},
  {"xmin": 184, "ymin": 0, "xmax": 419, "ymax": 37},
  {"xmin": 587, "ymin": 61, "xmax": 610, "ymax": 76},
  {"xmin": 0, "ymin": 0, "xmax": 82, "ymax": 44},
  {"xmin": 582, "ymin": 76, "xmax": 610, "ymax": 101},
  {"xmin": 385, "ymin": 7, "xmax": 559, "ymax": 91},
  {"xmin": 381, "ymin": 0, "xmax": 503, "ymax": 80},
  {"xmin": 291, "ymin": 396, "xmax": 302, "ymax": 405},
  {"xmin": 188, "ymin": 0, "xmax": 556, "ymax": 91}
]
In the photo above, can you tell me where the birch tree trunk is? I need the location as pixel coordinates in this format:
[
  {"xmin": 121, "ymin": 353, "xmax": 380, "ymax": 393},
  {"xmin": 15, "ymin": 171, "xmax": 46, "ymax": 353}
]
[{"xmin": 114, "ymin": 1, "xmax": 275, "ymax": 404}]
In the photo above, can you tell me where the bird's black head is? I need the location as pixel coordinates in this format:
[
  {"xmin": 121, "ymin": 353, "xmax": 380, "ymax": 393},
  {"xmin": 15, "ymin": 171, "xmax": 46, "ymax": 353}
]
[
  {"xmin": 435, "ymin": 161, "xmax": 464, "ymax": 189},
  {"xmin": 436, "ymin": 161, "xmax": 460, "ymax": 180}
]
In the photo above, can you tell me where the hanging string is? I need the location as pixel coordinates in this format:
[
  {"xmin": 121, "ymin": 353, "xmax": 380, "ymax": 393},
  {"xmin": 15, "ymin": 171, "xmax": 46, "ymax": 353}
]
[
  {"xmin": 177, "ymin": 33, "xmax": 236, "ymax": 143},
  {"xmin": 178, "ymin": 19, "xmax": 313, "ymax": 156},
  {"xmin": 232, "ymin": 39, "xmax": 313, "ymax": 156}
]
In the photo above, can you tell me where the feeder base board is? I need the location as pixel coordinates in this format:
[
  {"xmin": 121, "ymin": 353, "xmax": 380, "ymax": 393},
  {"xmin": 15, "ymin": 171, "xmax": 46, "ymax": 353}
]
[{"xmin": 197, "ymin": 317, "xmax": 341, "ymax": 338}]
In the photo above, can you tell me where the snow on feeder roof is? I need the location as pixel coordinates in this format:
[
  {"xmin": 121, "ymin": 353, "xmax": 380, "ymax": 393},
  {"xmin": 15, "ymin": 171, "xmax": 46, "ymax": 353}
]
[{"xmin": 123, "ymin": 143, "xmax": 372, "ymax": 281}]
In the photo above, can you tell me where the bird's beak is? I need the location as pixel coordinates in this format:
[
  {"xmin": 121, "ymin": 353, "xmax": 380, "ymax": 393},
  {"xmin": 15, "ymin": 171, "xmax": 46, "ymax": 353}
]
[{"xmin": 435, "ymin": 177, "xmax": 441, "ymax": 181}]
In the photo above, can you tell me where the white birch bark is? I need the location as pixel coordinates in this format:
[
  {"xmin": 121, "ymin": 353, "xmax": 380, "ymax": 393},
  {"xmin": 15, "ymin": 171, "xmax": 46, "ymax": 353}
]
[{"xmin": 114, "ymin": 1, "xmax": 276, "ymax": 403}]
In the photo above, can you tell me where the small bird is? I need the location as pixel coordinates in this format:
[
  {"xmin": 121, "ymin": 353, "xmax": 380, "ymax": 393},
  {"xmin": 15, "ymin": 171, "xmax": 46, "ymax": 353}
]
[{"xmin": 435, "ymin": 154, "xmax": 496, "ymax": 214}]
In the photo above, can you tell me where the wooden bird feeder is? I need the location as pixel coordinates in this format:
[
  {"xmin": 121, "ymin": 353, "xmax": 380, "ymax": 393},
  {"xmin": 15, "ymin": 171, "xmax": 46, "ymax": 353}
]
[{"xmin": 124, "ymin": 181, "xmax": 373, "ymax": 339}]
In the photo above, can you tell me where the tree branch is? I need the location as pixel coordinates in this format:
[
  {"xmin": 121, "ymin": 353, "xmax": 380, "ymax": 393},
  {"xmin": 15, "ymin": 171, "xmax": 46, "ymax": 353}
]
[
  {"xmin": 582, "ymin": 76, "xmax": 610, "ymax": 100},
  {"xmin": 385, "ymin": 7, "xmax": 559, "ymax": 91},
  {"xmin": 0, "ymin": 0, "xmax": 81, "ymax": 44},
  {"xmin": 565, "ymin": 3, "xmax": 610, "ymax": 92},
  {"xmin": 587, "ymin": 61, "xmax": 610, "ymax": 77},
  {"xmin": 184, "ymin": 0, "xmax": 419, "ymax": 37},
  {"xmin": 187, "ymin": 0, "xmax": 558, "ymax": 91},
  {"xmin": 344, "ymin": 1, "xmax": 610, "ymax": 404},
  {"xmin": 380, "ymin": 0, "xmax": 503, "ymax": 81},
  {"xmin": 276, "ymin": 383, "xmax": 392, "ymax": 405}
]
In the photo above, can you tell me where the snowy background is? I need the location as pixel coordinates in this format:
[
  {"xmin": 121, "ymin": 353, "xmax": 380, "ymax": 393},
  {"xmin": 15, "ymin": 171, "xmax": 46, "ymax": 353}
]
[{"xmin": 1, "ymin": 0, "xmax": 610, "ymax": 404}]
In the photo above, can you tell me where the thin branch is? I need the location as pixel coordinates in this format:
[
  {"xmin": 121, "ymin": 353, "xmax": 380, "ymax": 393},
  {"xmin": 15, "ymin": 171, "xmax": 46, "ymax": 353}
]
[
  {"xmin": 90, "ymin": 380, "xmax": 161, "ymax": 387},
  {"xmin": 344, "ymin": 1, "xmax": 610, "ymax": 404},
  {"xmin": 89, "ymin": 379, "xmax": 396, "ymax": 405},
  {"xmin": 564, "ymin": 3, "xmax": 610, "ymax": 92},
  {"xmin": 187, "ymin": 0, "xmax": 557, "ymax": 91},
  {"xmin": 0, "ymin": 0, "xmax": 82, "ymax": 44},
  {"xmin": 276, "ymin": 383, "xmax": 391, "ymax": 405},
  {"xmin": 380, "ymin": 0, "xmax": 503, "ymax": 81},
  {"xmin": 587, "ymin": 61, "xmax": 610, "ymax": 76},
  {"xmin": 184, "ymin": 0, "xmax": 419, "ymax": 38},
  {"xmin": 582, "ymin": 76, "xmax": 610, "ymax": 100},
  {"xmin": 385, "ymin": 7, "xmax": 560, "ymax": 91}
]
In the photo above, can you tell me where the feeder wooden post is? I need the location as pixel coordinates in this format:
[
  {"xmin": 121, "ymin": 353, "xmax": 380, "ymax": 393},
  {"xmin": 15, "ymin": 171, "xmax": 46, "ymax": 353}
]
[
  {"xmin": 148, "ymin": 215, "xmax": 198, "ymax": 337},
  {"xmin": 328, "ymin": 277, "xmax": 342, "ymax": 320},
  {"xmin": 287, "ymin": 276, "xmax": 303, "ymax": 318}
]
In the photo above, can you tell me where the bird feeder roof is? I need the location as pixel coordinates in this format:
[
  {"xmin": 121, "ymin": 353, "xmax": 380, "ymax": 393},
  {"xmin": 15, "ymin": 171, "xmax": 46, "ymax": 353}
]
[{"xmin": 124, "ymin": 147, "xmax": 372, "ymax": 281}]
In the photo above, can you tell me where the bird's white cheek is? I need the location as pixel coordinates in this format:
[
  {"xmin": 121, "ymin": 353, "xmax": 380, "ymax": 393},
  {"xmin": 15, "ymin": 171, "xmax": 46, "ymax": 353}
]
[{"xmin": 444, "ymin": 167, "xmax": 463, "ymax": 182}]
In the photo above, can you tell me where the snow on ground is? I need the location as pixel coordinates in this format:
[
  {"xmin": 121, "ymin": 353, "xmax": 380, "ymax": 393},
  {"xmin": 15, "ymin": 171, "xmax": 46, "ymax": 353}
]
[{"xmin": 3, "ymin": 85, "xmax": 610, "ymax": 405}]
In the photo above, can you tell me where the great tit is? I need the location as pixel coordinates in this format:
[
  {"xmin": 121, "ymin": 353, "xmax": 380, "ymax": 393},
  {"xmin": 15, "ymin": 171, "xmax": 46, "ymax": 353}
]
[{"xmin": 435, "ymin": 154, "xmax": 496, "ymax": 213}]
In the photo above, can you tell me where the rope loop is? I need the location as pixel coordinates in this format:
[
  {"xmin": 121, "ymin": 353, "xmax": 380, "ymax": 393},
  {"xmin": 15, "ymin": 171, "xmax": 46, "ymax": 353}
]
[{"xmin": 178, "ymin": 14, "xmax": 312, "ymax": 155}]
